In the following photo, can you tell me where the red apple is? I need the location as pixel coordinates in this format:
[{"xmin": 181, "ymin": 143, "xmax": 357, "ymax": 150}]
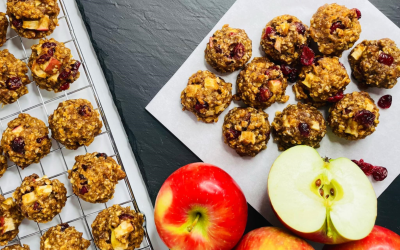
[
  {"xmin": 154, "ymin": 163, "xmax": 247, "ymax": 250},
  {"xmin": 234, "ymin": 227, "xmax": 314, "ymax": 250},
  {"xmin": 44, "ymin": 57, "xmax": 61, "ymax": 74},
  {"xmin": 323, "ymin": 225, "xmax": 400, "ymax": 250}
]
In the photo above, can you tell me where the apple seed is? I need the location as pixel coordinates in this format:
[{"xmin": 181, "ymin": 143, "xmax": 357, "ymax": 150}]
[
  {"xmin": 330, "ymin": 188, "xmax": 334, "ymax": 196},
  {"xmin": 315, "ymin": 179, "xmax": 321, "ymax": 187},
  {"xmin": 326, "ymin": 195, "xmax": 329, "ymax": 199},
  {"xmin": 319, "ymin": 189, "xmax": 324, "ymax": 197}
]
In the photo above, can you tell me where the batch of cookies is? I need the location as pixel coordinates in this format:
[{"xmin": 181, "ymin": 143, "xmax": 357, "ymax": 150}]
[
  {"xmin": 180, "ymin": 3, "xmax": 399, "ymax": 158},
  {"xmin": 0, "ymin": 1, "xmax": 145, "ymax": 250}
]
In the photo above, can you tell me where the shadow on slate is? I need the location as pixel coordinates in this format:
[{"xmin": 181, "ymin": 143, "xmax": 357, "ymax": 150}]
[{"xmin": 75, "ymin": 0, "xmax": 400, "ymax": 234}]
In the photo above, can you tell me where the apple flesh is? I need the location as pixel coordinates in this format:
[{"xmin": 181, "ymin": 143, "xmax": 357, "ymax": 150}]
[
  {"xmin": 22, "ymin": 20, "xmax": 39, "ymax": 30},
  {"xmin": 234, "ymin": 227, "xmax": 314, "ymax": 250},
  {"xmin": 44, "ymin": 57, "xmax": 61, "ymax": 74},
  {"xmin": 323, "ymin": 225, "xmax": 400, "ymax": 250},
  {"xmin": 268, "ymin": 145, "xmax": 377, "ymax": 244},
  {"xmin": 154, "ymin": 163, "xmax": 247, "ymax": 250},
  {"xmin": 37, "ymin": 15, "xmax": 50, "ymax": 31}
]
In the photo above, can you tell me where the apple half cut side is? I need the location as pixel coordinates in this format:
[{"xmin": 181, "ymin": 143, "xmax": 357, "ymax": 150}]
[{"xmin": 268, "ymin": 145, "xmax": 377, "ymax": 244}]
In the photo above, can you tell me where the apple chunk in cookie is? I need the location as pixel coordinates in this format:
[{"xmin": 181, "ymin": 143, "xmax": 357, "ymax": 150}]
[{"xmin": 0, "ymin": 195, "xmax": 24, "ymax": 246}]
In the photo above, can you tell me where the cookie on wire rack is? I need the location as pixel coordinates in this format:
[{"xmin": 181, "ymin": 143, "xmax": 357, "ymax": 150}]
[
  {"xmin": 0, "ymin": 195, "xmax": 24, "ymax": 246},
  {"xmin": 0, "ymin": 12, "xmax": 8, "ymax": 47},
  {"xmin": 3, "ymin": 244, "xmax": 30, "ymax": 250},
  {"xmin": 40, "ymin": 223, "xmax": 90, "ymax": 250}
]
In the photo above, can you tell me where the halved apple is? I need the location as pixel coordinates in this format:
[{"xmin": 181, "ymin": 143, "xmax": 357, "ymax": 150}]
[
  {"xmin": 268, "ymin": 145, "xmax": 377, "ymax": 244},
  {"xmin": 44, "ymin": 57, "xmax": 61, "ymax": 74},
  {"xmin": 37, "ymin": 15, "xmax": 50, "ymax": 31},
  {"xmin": 23, "ymin": 20, "xmax": 39, "ymax": 30}
]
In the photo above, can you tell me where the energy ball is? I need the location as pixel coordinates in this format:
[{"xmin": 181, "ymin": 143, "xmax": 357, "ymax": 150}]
[
  {"xmin": 0, "ymin": 195, "xmax": 24, "ymax": 246},
  {"xmin": 234, "ymin": 57, "xmax": 289, "ymax": 109},
  {"xmin": 0, "ymin": 13, "xmax": 8, "ymax": 47},
  {"xmin": 222, "ymin": 107, "xmax": 270, "ymax": 157},
  {"xmin": 7, "ymin": 0, "xmax": 60, "ymax": 39},
  {"xmin": 349, "ymin": 38, "xmax": 400, "ymax": 89},
  {"xmin": 92, "ymin": 204, "xmax": 144, "ymax": 250},
  {"xmin": 1, "ymin": 113, "xmax": 51, "ymax": 169},
  {"xmin": 40, "ymin": 223, "xmax": 90, "ymax": 250},
  {"xmin": 29, "ymin": 38, "xmax": 81, "ymax": 92},
  {"xmin": 260, "ymin": 15, "xmax": 310, "ymax": 65},
  {"xmin": 3, "ymin": 244, "xmax": 30, "ymax": 250},
  {"xmin": 205, "ymin": 24, "xmax": 252, "ymax": 72},
  {"xmin": 272, "ymin": 103, "xmax": 326, "ymax": 151},
  {"xmin": 328, "ymin": 92, "xmax": 379, "ymax": 140},
  {"xmin": 0, "ymin": 50, "xmax": 31, "ymax": 106},
  {"xmin": 181, "ymin": 70, "xmax": 232, "ymax": 123},
  {"xmin": 13, "ymin": 174, "xmax": 67, "ymax": 223},
  {"xmin": 310, "ymin": 3, "xmax": 361, "ymax": 56},
  {"xmin": 0, "ymin": 147, "xmax": 7, "ymax": 178},
  {"xmin": 49, "ymin": 99, "xmax": 103, "ymax": 150},
  {"xmin": 293, "ymin": 56, "xmax": 350, "ymax": 107},
  {"xmin": 68, "ymin": 152, "xmax": 126, "ymax": 203}
]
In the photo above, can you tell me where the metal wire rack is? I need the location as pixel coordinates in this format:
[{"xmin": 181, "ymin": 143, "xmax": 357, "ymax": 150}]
[{"xmin": 0, "ymin": 0, "xmax": 153, "ymax": 249}]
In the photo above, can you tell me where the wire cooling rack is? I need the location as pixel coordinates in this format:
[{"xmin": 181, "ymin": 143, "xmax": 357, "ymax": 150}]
[{"xmin": 0, "ymin": 0, "xmax": 154, "ymax": 249}]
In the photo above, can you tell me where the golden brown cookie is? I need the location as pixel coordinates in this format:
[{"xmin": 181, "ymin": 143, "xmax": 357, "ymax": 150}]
[
  {"xmin": 0, "ymin": 195, "xmax": 24, "ymax": 246},
  {"xmin": 40, "ymin": 223, "xmax": 90, "ymax": 250},
  {"xmin": 0, "ymin": 13, "xmax": 8, "ymax": 47},
  {"xmin": 3, "ymin": 244, "xmax": 30, "ymax": 250}
]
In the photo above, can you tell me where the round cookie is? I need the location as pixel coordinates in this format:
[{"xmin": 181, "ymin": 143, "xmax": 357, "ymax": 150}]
[
  {"xmin": 310, "ymin": 3, "xmax": 361, "ymax": 56},
  {"xmin": 7, "ymin": 0, "xmax": 60, "ymax": 39},
  {"xmin": 272, "ymin": 103, "xmax": 327, "ymax": 151},
  {"xmin": 205, "ymin": 24, "xmax": 252, "ymax": 73},
  {"xmin": 0, "ymin": 13, "xmax": 9, "ymax": 47},
  {"xmin": 29, "ymin": 38, "xmax": 81, "ymax": 92},
  {"xmin": 48, "ymin": 99, "xmax": 103, "ymax": 150},
  {"xmin": 40, "ymin": 223, "xmax": 90, "ymax": 250},
  {"xmin": 92, "ymin": 204, "xmax": 144, "ymax": 250},
  {"xmin": 293, "ymin": 56, "xmax": 350, "ymax": 107},
  {"xmin": 0, "ymin": 147, "xmax": 7, "ymax": 178},
  {"xmin": 349, "ymin": 38, "xmax": 400, "ymax": 89},
  {"xmin": 234, "ymin": 57, "xmax": 289, "ymax": 109},
  {"xmin": 68, "ymin": 152, "xmax": 126, "ymax": 203},
  {"xmin": 181, "ymin": 70, "xmax": 232, "ymax": 123},
  {"xmin": 0, "ymin": 195, "xmax": 24, "ymax": 246},
  {"xmin": 222, "ymin": 107, "xmax": 270, "ymax": 157},
  {"xmin": 3, "ymin": 244, "xmax": 30, "ymax": 250},
  {"xmin": 13, "ymin": 174, "xmax": 67, "ymax": 223},
  {"xmin": 1, "ymin": 113, "xmax": 51, "ymax": 169},
  {"xmin": 260, "ymin": 15, "xmax": 310, "ymax": 65},
  {"xmin": 0, "ymin": 49, "xmax": 31, "ymax": 106},
  {"xmin": 328, "ymin": 92, "xmax": 379, "ymax": 140}
]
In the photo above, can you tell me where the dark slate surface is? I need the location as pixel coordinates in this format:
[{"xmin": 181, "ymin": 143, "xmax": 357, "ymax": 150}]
[{"xmin": 75, "ymin": 0, "xmax": 400, "ymax": 234}]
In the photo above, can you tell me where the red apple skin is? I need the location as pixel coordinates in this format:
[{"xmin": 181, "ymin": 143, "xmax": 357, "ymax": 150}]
[
  {"xmin": 234, "ymin": 227, "xmax": 314, "ymax": 250},
  {"xmin": 323, "ymin": 225, "xmax": 400, "ymax": 250},
  {"xmin": 44, "ymin": 57, "xmax": 61, "ymax": 74},
  {"xmin": 154, "ymin": 162, "xmax": 247, "ymax": 250}
]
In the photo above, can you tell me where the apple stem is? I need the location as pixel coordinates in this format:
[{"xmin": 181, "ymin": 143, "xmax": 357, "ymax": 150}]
[{"xmin": 187, "ymin": 213, "xmax": 201, "ymax": 233}]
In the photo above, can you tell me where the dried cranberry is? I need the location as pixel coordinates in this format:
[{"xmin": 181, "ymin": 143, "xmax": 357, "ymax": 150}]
[
  {"xmin": 353, "ymin": 8, "xmax": 362, "ymax": 19},
  {"xmin": 36, "ymin": 54, "xmax": 51, "ymax": 64},
  {"xmin": 378, "ymin": 95, "xmax": 392, "ymax": 109},
  {"xmin": 378, "ymin": 53, "xmax": 394, "ymax": 66},
  {"xmin": 81, "ymin": 165, "xmax": 88, "ymax": 171},
  {"xmin": 354, "ymin": 110, "xmax": 375, "ymax": 126},
  {"xmin": 58, "ymin": 68, "xmax": 72, "ymax": 80},
  {"xmin": 11, "ymin": 137, "xmax": 25, "ymax": 154},
  {"xmin": 42, "ymin": 42, "xmax": 57, "ymax": 48},
  {"xmin": 300, "ymin": 46, "xmax": 315, "ymax": 66},
  {"xmin": 225, "ymin": 128, "xmax": 241, "ymax": 141},
  {"xmin": 79, "ymin": 186, "xmax": 88, "ymax": 195},
  {"xmin": 327, "ymin": 90, "xmax": 344, "ymax": 103},
  {"xmin": 12, "ymin": 18, "xmax": 23, "ymax": 28},
  {"xmin": 298, "ymin": 123, "xmax": 310, "ymax": 137},
  {"xmin": 60, "ymin": 223, "xmax": 70, "ymax": 232},
  {"xmin": 78, "ymin": 105, "xmax": 92, "ymax": 117},
  {"xmin": 294, "ymin": 22, "xmax": 306, "ymax": 35},
  {"xmin": 280, "ymin": 64, "xmax": 292, "ymax": 75},
  {"xmin": 36, "ymin": 135, "xmax": 49, "ymax": 143},
  {"xmin": 59, "ymin": 83, "xmax": 70, "ymax": 91},
  {"xmin": 233, "ymin": 43, "xmax": 245, "ymax": 59},
  {"xmin": 372, "ymin": 166, "xmax": 388, "ymax": 181},
  {"xmin": 352, "ymin": 159, "xmax": 375, "ymax": 176},
  {"xmin": 119, "ymin": 214, "xmax": 134, "ymax": 220},
  {"xmin": 96, "ymin": 153, "xmax": 107, "ymax": 158},
  {"xmin": 215, "ymin": 45, "xmax": 222, "ymax": 54},
  {"xmin": 79, "ymin": 174, "xmax": 86, "ymax": 180},
  {"xmin": 280, "ymin": 64, "xmax": 298, "ymax": 83},
  {"xmin": 33, "ymin": 202, "xmax": 41, "ymax": 211},
  {"xmin": 6, "ymin": 77, "xmax": 22, "ymax": 90},
  {"xmin": 330, "ymin": 21, "xmax": 345, "ymax": 34},
  {"xmin": 256, "ymin": 86, "xmax": 272, "ymax": 102},
  {"xmin": 288, "ymin": 70, "xmax": 298, "ymax": 83},
  {"xmin": 71, "ymin": 61, "xmax": 81, "ymax": 76},
  {"xmin": 194, "ymin": 101, "xmax": 209, "ymax": 112},
  {"xmin": 47, "ymin": 48, "xmax": 55, "ymax": 57},
  {"xmin": 263, "ymin": 26, "xmax": 276, "ymax": 41}
]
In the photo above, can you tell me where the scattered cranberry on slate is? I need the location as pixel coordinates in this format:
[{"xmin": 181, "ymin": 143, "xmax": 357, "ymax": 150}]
[
  {"xmin": 96, "ymin": 153, "xmax": 107, "ymax": 158},
  {"xmin": 79, "ymin": 186, "xmax": 89, "ymax": 195},
  {"xmin": 60, "ymin": 223, "xmax": 70, "ymax": 232},
  {"xmin": 372, "ymin": 166, "xmax": 388, "ymax": 181},
  {"xmin": 119, "ymin": 214, "xmax": 134, "ymax": 220},
  {"xmin": 300, "ymin": 46, "xmax": 315, "ymax": 66},
  {"xmin": 58, "ymin": 68, "xmax": 72, "ymax": 80},
  {"xmin": 59, "ymin": 83, "xmax": 70, "ymax": 91},
  {"xmin": 352, "ymin": 8, "xmax": 362, "ymax": 19},
  {"xmin": 11, "ymin": 137, "xmax": 25, "ymax": 154},
  {"xmin": 378, "ymin": 95, "xmax": 392, "ymax": 109},
  {"xmin": 225, "ymin": 128, "xmax": 241, "ymax": 141},
  {"xmin": 194, "ymin": 101, "xmax": 209, "ymax": 112},
  {"xmin": 42, "ymin": 42, "xmax": 57, "ymax": 48},
  {"xmin": 36, "ymin": 54, "xmax": 51, "ymax": 64},
  {"xmin": 36, "ymin": 135, "xmax": 49, "ymax": 143},
  {"xmin": 233, "ymin": 43, "xmax": 245, "ymax": 59},
  {"xmin": 330, "ymin": 21, "xmax": 345, "ymax": 34},
  {"xmin": 352, "ymin": 159, "xmax": 388, "ymax": 181},
  {"xmin": 294, "ymin": 22, "xmax": 306, "ymax": 35},
  {"xmin": 6, "ymin": 77, "xmax": 22, "ymax": 90},
  {"xmin": 256, "ymin": 86, "xmax": 272, "ymax": 102},
  {"xmin": 12, "ymin": 18, "xmax": 23, "ymax": 28},
  {"xmin": 298, "ymin": 123, "xmax": 310, "ymax": 137},
  {"xmin": 327, "ymin": 90, "xmax": 344, "ymax": 103},
  {"xmin": 354, "ymin": 110, "xmax": 375, "ymax": 126},
  {"xmin": 263, "ymin": 26, "xmax": 276, "ymax": 41},
  {"xmin": 78, "ymin": 105, "xmax": 92, "ymax": 117},
  {"xmin": 378, "ymin": 53, "xmax": 394, "ymax": 66}
]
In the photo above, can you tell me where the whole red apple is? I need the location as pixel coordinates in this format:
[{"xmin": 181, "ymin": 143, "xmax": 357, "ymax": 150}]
[
  {"xmin": 154, "ymin": 162, "xmax": 247, "ymax": 250},
  {"xmin": 323, "ymin": 225, "xmax": 400, "ymax": 250},
  {"xmin": 234, "ymin": 227, "xmax": 314, "ymax": 250}
]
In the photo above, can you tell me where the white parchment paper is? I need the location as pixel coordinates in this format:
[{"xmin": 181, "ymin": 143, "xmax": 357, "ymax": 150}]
[{"xmin": 147, "ymin": 0, "xmax": 400, "ymax": 244}]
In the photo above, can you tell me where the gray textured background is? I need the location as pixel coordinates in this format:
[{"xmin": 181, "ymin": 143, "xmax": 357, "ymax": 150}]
[{"xmin": 75, "ymin": 0, "xmax": 400, "ymax": 233}]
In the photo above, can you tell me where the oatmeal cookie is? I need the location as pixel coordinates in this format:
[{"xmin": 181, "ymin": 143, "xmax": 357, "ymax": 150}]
[
  {"xmin": 293, "ymin": 56, "xmax": 350, "ymax": 107},
  {"xmin": 234, "ymin": 57, "xmax": 289, "ymax": 109},
  {"xmin": 7, "ymin": 0, "xmax": 60, "ymax": 39},
  {"xmin": 328, "ymin": 92, "xmax": 379, "ymax": 140},
  {"xmin": 3, "ymin": 244, "xmax": 30, "ymax": 250},
  {"xmin": 0, "ymin": 147, "xmax": 7, "ymax": 178},
  {"xmin": 0, "ymin": 195, "xmax": 24, "ymax": 246},
  {"xmin": 222, "ymin": 107, "xmax": 270, "ymax": 157},
  {"xmin": 205, "ymin": 24, "xmax": 252, "ymax": 73},
  {"xmin": 349, "ymin": 38, "xmax": 400, "ymax": 89},
  {"xmin": 260, "ymin": 15, "xmax": 310, "ymax": 65},
  {"xmin": 181, "ymin": 70, "xmax": 232, "ymax": 123},
  {"xmin": 68, "ymin": 152, "xmax": 126, "ymax": 203},
  {"xmin": 0, "ymin": 13, "xmax": 8, "ymax": 47},
  {"xmin": 272, "ymin": 103, "xmax": 326, "ymax": 151},
  {"xmin": 0, "ymin": 50, "xmax": 31, "ymax": 106},
  {"xmin": 310, "ymin": 4, "xmax": 361, "ymax": 56},
  {"xmin": 40, "ymin": 223, "xmax": 90, "ymax": 250},
  {"xmin": 49, "ymin": 99, "xmax": 103, "ymax": 150},
  {"xmin": 92, "ymin": 205, "xmax": 144, "ymax": 250},
  {"xmin": 29, "ymin": 38, "xmax": 81, "ymax": 92},
  {"xmin": 1, "ymin": 113, "xmax": 51, "ymax": 169},
  {"xmin": 13, "ymin": 174, "xmax": 67, "ymax": 223}
]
